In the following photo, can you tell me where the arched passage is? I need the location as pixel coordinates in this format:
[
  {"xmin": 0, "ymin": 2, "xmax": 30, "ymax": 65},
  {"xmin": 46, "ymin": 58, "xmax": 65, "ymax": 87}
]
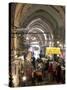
[{"xmin": 10, "ymin": 3, "xmax": 65, "ymax": 87}]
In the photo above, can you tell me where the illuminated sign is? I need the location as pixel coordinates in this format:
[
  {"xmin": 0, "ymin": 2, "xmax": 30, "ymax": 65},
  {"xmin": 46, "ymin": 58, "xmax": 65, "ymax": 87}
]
[{"xmin": 46, "ymin": 47, "xmax": 61, "ymax": 55}]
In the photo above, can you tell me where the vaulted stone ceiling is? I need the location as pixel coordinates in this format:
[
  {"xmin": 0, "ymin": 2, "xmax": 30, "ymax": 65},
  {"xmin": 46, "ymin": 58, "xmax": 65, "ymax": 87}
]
[{"xmin": 10, "ymin": 3, "xmax": 65, "ymax": 46}]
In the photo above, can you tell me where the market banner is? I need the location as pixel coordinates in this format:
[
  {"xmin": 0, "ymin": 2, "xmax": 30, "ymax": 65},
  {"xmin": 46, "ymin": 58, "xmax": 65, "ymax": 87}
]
[{"xmin": 46, "ymin": 47, "xmax": 61, "ymax": 55}]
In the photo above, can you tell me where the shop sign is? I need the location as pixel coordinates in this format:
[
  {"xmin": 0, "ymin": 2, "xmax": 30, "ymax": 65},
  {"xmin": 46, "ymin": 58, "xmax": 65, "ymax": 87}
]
[{"xmin": 46, "ymin": 47, "xmax": 61, "ymax": 55}]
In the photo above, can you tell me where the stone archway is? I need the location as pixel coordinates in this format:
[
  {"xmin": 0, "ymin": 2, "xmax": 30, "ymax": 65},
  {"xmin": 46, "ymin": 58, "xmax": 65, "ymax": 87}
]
[{"xmin": 10, "ymin": 3, "xmax": 65, "ymax": 86}]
